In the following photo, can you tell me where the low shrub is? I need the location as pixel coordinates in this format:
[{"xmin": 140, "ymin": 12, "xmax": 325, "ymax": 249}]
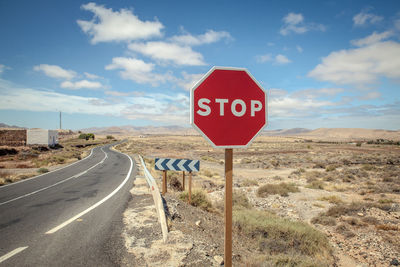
[
  {"xmin": 257, "ymin": 183, "xmax": 299, "ymax": 197},
  {"xmin": 233, "ymin": 209, "xmax": 333, "ymax": 262},
  {"xmin": 375, "ymin": 224, "xmax": 399, "ymax": 231},
  {"xmin": 378, "ymin": 198, "xmax": 394, "ymax": 204},
  {"xmin": 306, "ymin": 180, "xmax": 325, "ymax": 190},
  {"xmin": 362, "ymin": 216, "xmax": 379, "ymax": 225},
  {"xmin": 241, "ymin": 178, "xmax": 258, "ymax": 187},
  {"xmin": 248, "ymin": 253, "xmax": 330, "ymax": 267},
  {"xmin": 324, "ymin": 202, "xmax": 392, "ymax": 218},
  {"xmin": 37, "ymin": 167, "xmax": 49, "ymax": 174},
  {"xmin": 179, "ymin": 190, "xmax": 212, "ymax": 211},
  {"xmin": 202, "ymin": 169, "xmax": 213, "ymax": 178},
  {"xmin": 78, "ymin": 133, "xmax": 95, "ymax": 140},
  {"xmin": 168, "ymin": 172, "xmax": 182, "ymax": 190},
  {"xmin": 233, "ymin": 190, "xmax": 252, "ymax": 209},
  {"xmin": 318, "ymin": 195, "xmax": 343, "ymax": 204},
  {"xmin": 325, "ymin": 165, "xmax": 337, "ymax": 172},
  {"xmin": 311, "ymin": 215, "xmax": 337, "ymax": 226},
  {"xmin": 335, "ymin": 224, "xmax": 355, "ymax": 238}
]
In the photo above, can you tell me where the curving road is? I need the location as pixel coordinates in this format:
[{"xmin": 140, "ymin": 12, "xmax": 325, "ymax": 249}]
[{"xmin": 0, "ymin": 144, "xmax": 136, "ymax": 266}]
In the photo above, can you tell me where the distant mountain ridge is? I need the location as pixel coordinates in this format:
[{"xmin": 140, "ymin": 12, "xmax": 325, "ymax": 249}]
[
  {"xmin": 298, "ymin": 128, "xmax": 400, "ymax": 141},
  {"xmin": 80, "ymin": 125, "xmax": 198, "ymax": 136},
  {"xmin": 262, "ymin": 128, "xmax": 312, "ymax": 136},
  {"xmin": 0, "ymin": 123, "xmax": 25, "ymax": 129},
  {"xmin": 80, "ymin": 125, "xmax": 400, "ymax": 141}
]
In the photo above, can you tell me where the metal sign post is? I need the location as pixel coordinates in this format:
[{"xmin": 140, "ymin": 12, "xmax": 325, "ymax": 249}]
[
  {"xmin": 182, "ymin": 171, "xmax": 185, "ymax": 191},
  {"xmin": 189, "ymin": 171, "xmax": 192, "ymax": 204},
  {"xmin": 162, "ymin": 170, "xmax": 167, "ymax": 195},
  {"xmin": 224, "ymin": 148, "xmax": 233, "ymax": 267}
]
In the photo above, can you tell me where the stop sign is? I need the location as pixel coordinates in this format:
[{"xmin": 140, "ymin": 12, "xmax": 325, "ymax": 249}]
[{"xmin": 190, "ymin": 66, "xmax": 267, "ymax": 148}]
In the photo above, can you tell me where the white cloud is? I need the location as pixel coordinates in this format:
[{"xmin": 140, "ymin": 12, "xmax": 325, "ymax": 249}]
[
  {"xmin": 176, "ymin": 72, "xmax": 204, "ymax": 91},
  {"xmin": 0, "ymin": 78, "xmax": 190, "ymax": 125},
  {"xmin": 284, "ymin": 13, "xmax": 304, "ymax": 25},
  {"xmin": 120, "ymin": 93, "xmax": 189, "ymax": 124},
  {"xmin": 128, "ymin": 41, "xmax": 205, "ymax": 66},
  {"xmin": 0, "ymin": 79, "xmax": 124, "ymax": 116},
  {"xmin": 0, "ymin": 64, "xmax": 11, "ymax": 75},
  {"xmin": 269, "ymin": 95, "xmax": 335, "ymax": 118},
  {"xmin": 353, "ymin": 9, "xmax": 383, "ymax": 26},
  {"xmin": 256, "ymin": 54, "xmax": 291, "ymax": 64},
  {"xmin": 292, "ymin": 88, "xmax": 344, "ymax": 99},
  {"xmin": 170, "ymin": 29, "xmax": 232, "ymax": 46},
  {"xmin": 33, "ymin": 64, "xmax": 76, "ymax": 80},
  {"xmin": 84, "ymin": 72, "xmax": 102, "ymax": 80},
  {"xmin": 395, "ymin": 18, "xmax": 400, "ymax": 31},
  {"xmin": 77, "ymin": 2, "xmax": 163, "ymax": 44},
  {"xmin": 269, "ymin": 88, "xmax": 288, "ymax": 97},
  {"xmin": 105, "ymin": 90, "xmax": 145, "ymax": 97},
  {"xmin": 275, "ymin": 54, "xmax": 291, "ymax": 64},
  {"xmin": 296, "ymin": 45, "xmax": 303, "ymax": 53},
  {"xmin": 308, "ymin": 41, "xmax": 400, "ymax": 86},
  {"xmin": 105, "ymin": 57, "xmax": 174, "ymax": 86},
  {"xmin": 359, "ymin": 91, "xmax": 382, "ymax": 100},
  {"xmin": 256, "ymin": 54, "xmax": 272, "ymax": 63},
  {"xmin": 60, "ymin": 80, "xmax": 104, "ymax": 90},
  {"xmin": 351, "ymin": 31, "xmax": 393, "ymax": 47},
  {"xmin": 280, "ymin": 12, "xmax": 325, "ymax": 36}
]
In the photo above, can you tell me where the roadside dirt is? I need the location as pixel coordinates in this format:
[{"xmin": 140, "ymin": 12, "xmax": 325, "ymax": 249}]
[
  {"xmin": 0, "ymin": 137, "xmax": 116, "ymax": 186},
  {"xmin": 117, "ymin": 136, "xmax": 400, "ymax": 267},
  {"xmin": 122, "ymin": 176, "xmax": 256, "ymax": 266}
]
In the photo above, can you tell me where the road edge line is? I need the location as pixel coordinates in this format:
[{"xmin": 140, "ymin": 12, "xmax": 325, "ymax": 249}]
[
  {"xmin": 0, "ymin": 246, "xmax": 28, "ymax": 263},
  {"xmin": 45, "ymin": 148, "xmax": 133, "ymax": 234}
]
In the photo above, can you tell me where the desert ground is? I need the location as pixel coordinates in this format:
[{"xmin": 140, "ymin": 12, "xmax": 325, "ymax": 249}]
[
  {"xmin": 0, "ymin": 135, "xmax": 116, "ymax": 186},
  {"xmin": 116, "ymin": 135, "xmax": 400, "ymax": 266}
]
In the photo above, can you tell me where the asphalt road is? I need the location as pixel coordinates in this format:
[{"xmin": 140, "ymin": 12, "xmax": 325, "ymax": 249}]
[{"xmin": 0, "ymin": 143, "xmax": 136, "ymax": 266}]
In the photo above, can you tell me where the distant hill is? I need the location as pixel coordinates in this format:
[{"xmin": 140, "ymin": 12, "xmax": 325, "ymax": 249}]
[
  {"xmin": 0, "ymin": 123, "xmax": 25, "ymax": 129},
  {"xmin": 262, "ymin": 128, "xmax": 312, "ymax": 136},
  {"xmin": 297, "ymin": 128, "xmax": 400, "ymax": 141},
  {"xmin": 80, "ymin": 126, "xmax": 399, "ymax": 141},
  {"xmin": 80, "ymin": 125, "xmax": 198, "ymax": 136}
]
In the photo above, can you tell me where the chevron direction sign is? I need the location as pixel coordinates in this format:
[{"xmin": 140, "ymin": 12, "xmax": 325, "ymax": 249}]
[{"xmin": 155, "ymin": 158, "xmax": 200, "ymax": 172}]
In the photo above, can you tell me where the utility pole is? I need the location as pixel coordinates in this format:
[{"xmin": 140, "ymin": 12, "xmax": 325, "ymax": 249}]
[{"xmin": 59, "ymin": 111, "xmax": 62, "ymax": 130}]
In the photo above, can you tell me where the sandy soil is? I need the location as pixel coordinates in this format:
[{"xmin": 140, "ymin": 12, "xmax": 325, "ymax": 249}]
[{"xmin": 116, "ymin": 135, "xmax": 400, "ymax": 266}]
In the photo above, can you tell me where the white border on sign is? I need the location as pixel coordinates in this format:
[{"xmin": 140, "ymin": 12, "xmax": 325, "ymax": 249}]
[{"xmin": 190, "ymin": 66, "xmax": 268, "ymax": 149}]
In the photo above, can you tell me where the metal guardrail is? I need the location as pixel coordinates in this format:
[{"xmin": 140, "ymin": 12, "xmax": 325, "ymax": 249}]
[{"xmin": 138, "ymin": 155, "xmax": 168, "ymax": 243}]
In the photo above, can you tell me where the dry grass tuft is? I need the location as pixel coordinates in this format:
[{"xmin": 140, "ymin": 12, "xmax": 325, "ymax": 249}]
[
  {"xmin": 318, "ymin": 195, "xmax": 344, "ymax": 204},
  {"xmin": 306, "ymin": 180, "xmax": 326, "ymax": 190},
  {"xmin": 234, "ymin": 209, "xmax": 333, "ymax": 266},
  {"xmin": 311, "ymin": 215, "xmax": 337, "ymax": 226},
  {"xmin": 179, "ymin": 189, "xmax": 213, "ymax": 212},
  {"xmin": 257, "ymin": 183, "xmax": 299, "ymax": 197},
  {"xmin": 241, "ymin": 178, "xmax": 259, "ymax": 187}
]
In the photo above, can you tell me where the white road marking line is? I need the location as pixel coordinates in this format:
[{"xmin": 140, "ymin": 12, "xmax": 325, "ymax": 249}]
[
  {"xmin": 0, "ymin": 246, "xmax": 28, "ymax": 263},
  {"xmin": 0, "ymin": 148, "xmax": 108, "ymax": 207},
  {"xmin": 45, "ymin": 151, "xmax": 133, "ymax": 234},
  {"xmin": 0, "ymin": 147, "xmax": 96, "ymax": 189}
]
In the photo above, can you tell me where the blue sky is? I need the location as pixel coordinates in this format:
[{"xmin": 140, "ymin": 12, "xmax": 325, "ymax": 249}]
[{"xmin": 0, "ymin": 0, "xmax": 399, "ymax": 130}]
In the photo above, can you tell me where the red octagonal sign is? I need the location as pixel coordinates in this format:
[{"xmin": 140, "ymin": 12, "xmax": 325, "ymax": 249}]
[{"xmin": 191, "ymin": 66, "xmax": 267, "ymax": 148}]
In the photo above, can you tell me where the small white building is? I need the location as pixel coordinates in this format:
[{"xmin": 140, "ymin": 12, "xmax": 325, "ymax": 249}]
[{"xmin": 27, "ymin": 129, "xmax": 58, "ymax": 146}]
